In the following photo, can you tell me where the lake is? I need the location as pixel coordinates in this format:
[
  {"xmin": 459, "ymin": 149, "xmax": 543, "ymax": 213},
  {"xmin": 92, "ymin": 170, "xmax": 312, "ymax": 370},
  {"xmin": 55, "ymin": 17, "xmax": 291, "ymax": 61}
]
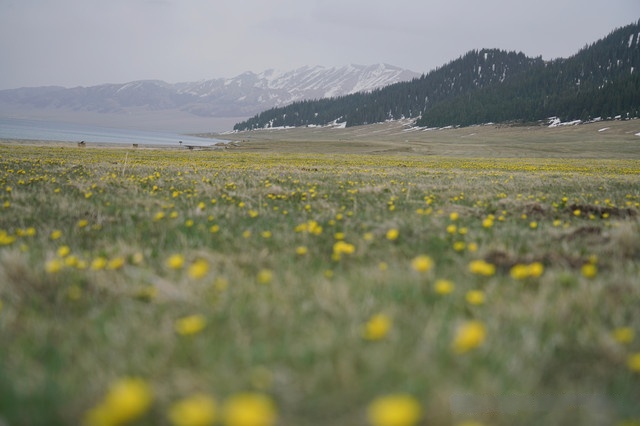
[{"xmin": 0, "ymin": 117, "xmax": 225, "ymax": 146}]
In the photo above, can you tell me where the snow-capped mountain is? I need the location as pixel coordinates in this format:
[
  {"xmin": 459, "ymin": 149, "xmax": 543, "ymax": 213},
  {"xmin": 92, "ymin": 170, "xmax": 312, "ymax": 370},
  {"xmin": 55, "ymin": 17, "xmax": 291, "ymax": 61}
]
[{"xmin": 0, "ymin": 64, "xmax": 420, "ymax": 119}]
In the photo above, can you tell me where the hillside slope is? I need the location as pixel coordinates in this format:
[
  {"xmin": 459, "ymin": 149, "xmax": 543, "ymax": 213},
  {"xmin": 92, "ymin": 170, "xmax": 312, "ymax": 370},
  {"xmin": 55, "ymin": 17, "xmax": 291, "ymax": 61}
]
[{"xmin": 234, "ymin": 20, "xmax": 640, "ymax": 130}]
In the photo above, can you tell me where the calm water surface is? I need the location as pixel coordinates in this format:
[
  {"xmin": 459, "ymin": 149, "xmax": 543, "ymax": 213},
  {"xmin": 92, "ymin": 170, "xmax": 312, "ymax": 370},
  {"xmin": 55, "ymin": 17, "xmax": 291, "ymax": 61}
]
[{"xmin": 0, "ymin": 117, "xmax": 224, "ymax": 146}]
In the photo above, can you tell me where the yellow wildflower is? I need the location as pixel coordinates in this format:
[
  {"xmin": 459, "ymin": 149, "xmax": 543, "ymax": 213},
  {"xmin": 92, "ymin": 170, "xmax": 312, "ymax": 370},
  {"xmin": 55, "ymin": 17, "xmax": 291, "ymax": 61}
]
[
  {"xmin": 84, "ymin": 377, "xmax": 153, "ymax": 426},
  {"xmin": 295, "ymin": 246, "xmax": 308, "ymax": 256},
  {"xmin": 108, "ymin": 257, "xmax": 126, "ymax": 270},
  {"xmin": 257, "ymin": 269, "xmax": 273, "ymax": 285},
  {"xmin": 510, "ymin": 262, "xmax": 544, "ymax": 280},
  {"xmin": 612, "ymin": 327, "xmax": 634, "ymax": 344},
  {"xmin": 362, "ymin": 314, "xmax": 392, "ymax": 341},
  {"xmin": 45, "ymin": 259, "xmax": 64, "ymax": 274},
  {"xmin": 332, "ymin": 241, "xmax": 356, "ymax": 260},
  {"xmin": 50, "ymin": 229, "xmax": 63, "ymax": 240},
  {"xmin": 366, "ymin": 394, "xmax": 421, "ymax": 426},
  {"xmin": 468, "ymin": 260, "xmax": 495, "ymax": 276},
  {"xmin": 482, "ymin": 218, "xmax": 493, "ymax": 228},
  {"xmin": 434, "ymin": 279, "xmax": 454, "ymax": 295},
  {"xmin": 452, "ymin": 321, "xmax": 487, "ymax": 354},
  {"xmin": 465, "ymin": 290, "xmax": 485, "ymax": 305},
  {"xmin": 386, "ymin": 228, "xmax": 399, "ymax": 241},
  {"xmin": 57, "ymin": 245, "xmax": 71, "ymax": 258},
  {"xmin": 627, "ymin": 353, "xmax": 640, "ymax": 372},
  {"xmin": 222, "ymin": 393, "xmax": 277, "ymax": 426},
  {"xmin": 453, "ymin": 241, "xmax": 466, "ymax": 252},
  {"xmin": 581, "ymin": 263, "xmax": 597, "ymax": 278},
  {"xmin": 175, "ymin": 314, "xmax": 207, "ymax": 336},
  {"xmin": 188, "ymin": 259, "xmax": 210, "ymax": 280},
  {"xmin": 446, "ymin": 224, "xmax": 457, "ymax": 234},
  {"xmin": 449, "ymin": 212, "xmax": 459, "ymax": 221},
  {"xmin": 166, "ymin": 254, "xmax": 185, "ymax": 270},
  {"xmin": 411, "ymin": 255, "xmax": 433, "ymax": 273},
  {"xmin": 168, "ymin": 393, "xmax": 217, "ymax": 426}
]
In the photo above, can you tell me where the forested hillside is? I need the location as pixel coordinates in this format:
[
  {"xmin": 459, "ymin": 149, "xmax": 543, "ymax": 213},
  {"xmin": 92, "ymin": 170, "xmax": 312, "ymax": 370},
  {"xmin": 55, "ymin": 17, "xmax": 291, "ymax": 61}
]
[{"xmin": 234, "ymin": 20, "xmax": 640, "ymax": 130}]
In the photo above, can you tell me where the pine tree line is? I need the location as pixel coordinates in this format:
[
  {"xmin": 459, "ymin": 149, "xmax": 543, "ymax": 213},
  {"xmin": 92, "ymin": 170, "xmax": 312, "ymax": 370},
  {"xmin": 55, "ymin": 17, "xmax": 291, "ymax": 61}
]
[{"xmin": 234, "ymin": 20, "xmax": 640, "ymax": 131}]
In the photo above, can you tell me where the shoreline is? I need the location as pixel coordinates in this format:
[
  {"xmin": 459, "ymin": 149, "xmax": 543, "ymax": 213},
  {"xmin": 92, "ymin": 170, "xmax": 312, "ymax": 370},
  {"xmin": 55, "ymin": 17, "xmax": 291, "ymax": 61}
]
[{"xmin": 0, "ymin": 138, "xmax": 228, "ymax": 150}]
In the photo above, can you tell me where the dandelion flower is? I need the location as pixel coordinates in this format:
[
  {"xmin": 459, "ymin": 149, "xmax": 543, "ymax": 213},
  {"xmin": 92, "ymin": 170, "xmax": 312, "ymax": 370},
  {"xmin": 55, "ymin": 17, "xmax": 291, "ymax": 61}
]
[
  {"xmin": 257, "ymin": 269, "xmax": 273, "ymax": 285},
  {"xmin": 452, "ymin": 321, "xmax": 486, "ymax": 354},
  {"xmin": 449, "ymin": 212, "xmax": 459, "ymax": 221},
  {"xmin": 84, "ymin": 377, "xmax": 153, "ymax": 426},
  {"xmin": 363, "ymin": 314, "xmax": 392, "ymax": 341},
  {"xmin": 45, "ymin": 259, "xmax": 64, "ymax": 274},
  {"xmin": 612, "ymin": 327, "xmax": 634, "ymax": 344},
  {"xmin": 446, "ymin": 224, "xmax": 457, "ymax": 234},
  {"xmin": 627, "ymin": 353, "xmax": 640, "ymax": 373},
  {"xmin": 168, "ymin": 393, "xmax": 217, "ymax": 426},
  {"xmin": 482, "ymin": 218, "xmax": 493, "ymax": 228},
  {"xmin": 295, "ymin": 246, "xmax": 308, "ymax": 256},
  {"xmin": 175, "ymin": 314, "xmax": 206, "ymax": 336},
  {"xmin": 468, "ymin": 260, "xmax": 495, "ymax": 277},
  {"xmin": 411, "ymin": 255, "xmax": 433, "ymax": 273},
  {"xmin": 332, "ymin": 241, "xmax": 356, "ymax": 260},
  {"xmin": 166, "ymin": 254, "xmax": 185, "ymax": 270},
  {"xmin": 188, "ymin": 259, "xmax": 210, "ymax": 280},
  {"xmin": 108, "ymin": 257, "xmax": 126, "ymax": 270},
  {"xmin": 50, "ymin": 230, "xmax": 63, "ymax": 240},
  {"xmin": 57, "ymin": 245, "xmax": 71, "ymax": 258},
  {"xmin": 453, "ymin": 241, "xmax": 466, "ymax": 252},
  {"xmin": 465, "ymin": 290, "xmax": 485, "ymax": 305},
  {"xmin": 434, "ymin": 279, "xmax": 454, "ymax": 295},
  {"xmin": 222, "ymin": 393, "xmax": 277, "ymax": 426},
  {"xmin": 386, "ymin": 228, "xmax": 399, "ymax": 241},
  {"xmin": 90, "ymin": 257, "xmax": 108, "ymax": 271},
  {"xmin": 581, "ymin": 263, "xmax": 597, "ymax": 278},
  {"xmin": 366, "ymin": 394, "xmax": 421, "ymax": 426}
]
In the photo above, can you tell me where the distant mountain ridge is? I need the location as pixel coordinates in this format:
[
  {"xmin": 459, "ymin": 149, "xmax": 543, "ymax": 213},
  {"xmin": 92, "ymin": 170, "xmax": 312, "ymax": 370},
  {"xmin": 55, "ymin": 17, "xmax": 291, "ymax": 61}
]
[
  {"xmin": 0, "ymin": 64, "xmax": 420, "ymax": 119},
  {"xmin": 234, "ymin": 20, "xmax": 640, "ymax": 130}
]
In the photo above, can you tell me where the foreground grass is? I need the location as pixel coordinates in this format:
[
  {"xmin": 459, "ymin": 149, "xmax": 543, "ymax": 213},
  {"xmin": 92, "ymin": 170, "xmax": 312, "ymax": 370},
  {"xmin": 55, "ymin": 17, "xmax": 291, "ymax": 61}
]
[{"xmin": 0, "ymin": 144, "xmax": 639, "ymax": 425}]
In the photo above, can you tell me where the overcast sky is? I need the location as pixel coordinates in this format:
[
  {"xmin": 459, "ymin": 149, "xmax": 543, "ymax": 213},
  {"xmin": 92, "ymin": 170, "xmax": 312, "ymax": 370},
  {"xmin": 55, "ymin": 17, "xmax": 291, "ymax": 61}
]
[{"xmin": 1, "ymin": 0, "xmax": 638, "ymax": 90}]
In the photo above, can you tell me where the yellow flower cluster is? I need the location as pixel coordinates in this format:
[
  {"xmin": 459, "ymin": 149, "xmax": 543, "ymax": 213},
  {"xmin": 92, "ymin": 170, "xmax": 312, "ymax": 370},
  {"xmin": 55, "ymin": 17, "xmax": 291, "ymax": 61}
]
[
  {"xmin": 84, "ymin": 378, "xmax": 153, "ymax": 426},
  {"xmin": 468, "ymin": 260, "xmax": 495, "ymax": 277},
  {"xmin": 362, "ymin": 314, "xmax": 392, "ymax": 341},
  {"xmin": 509, "ymin": 262, "xmax": 544, "ymax": 280}
]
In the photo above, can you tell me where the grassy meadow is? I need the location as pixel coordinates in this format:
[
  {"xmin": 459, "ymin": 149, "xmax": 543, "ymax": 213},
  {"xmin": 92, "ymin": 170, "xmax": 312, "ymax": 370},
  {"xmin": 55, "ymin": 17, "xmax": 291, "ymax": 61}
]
[{"xmin": 1, "ymin": 133, "xmax": 640, "ymax": 425}]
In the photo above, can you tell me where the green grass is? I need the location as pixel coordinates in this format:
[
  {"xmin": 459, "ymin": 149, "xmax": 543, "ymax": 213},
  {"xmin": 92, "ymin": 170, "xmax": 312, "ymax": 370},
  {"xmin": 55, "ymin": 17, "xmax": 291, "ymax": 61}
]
[{"xmin": 0, "ymin": 142, "xmax": 639, "ymax": 425}]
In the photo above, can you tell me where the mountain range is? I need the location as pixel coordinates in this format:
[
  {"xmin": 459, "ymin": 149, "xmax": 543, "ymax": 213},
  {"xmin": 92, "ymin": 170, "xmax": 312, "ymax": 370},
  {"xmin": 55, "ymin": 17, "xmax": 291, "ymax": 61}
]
[
  {"xmin": 235, "ymin": 19, "xmax": 640, "ymax": 131},
  {"xmin": 0, "ymin": 64, "xmax": 419, "ymax": 132}
]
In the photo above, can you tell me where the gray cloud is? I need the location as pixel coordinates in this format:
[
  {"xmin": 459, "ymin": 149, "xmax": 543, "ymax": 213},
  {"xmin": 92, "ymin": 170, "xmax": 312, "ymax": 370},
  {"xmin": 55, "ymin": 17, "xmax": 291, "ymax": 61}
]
[{"xmin": 1, "ymin": 0, "xmax": 638, "ymax": 89}]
